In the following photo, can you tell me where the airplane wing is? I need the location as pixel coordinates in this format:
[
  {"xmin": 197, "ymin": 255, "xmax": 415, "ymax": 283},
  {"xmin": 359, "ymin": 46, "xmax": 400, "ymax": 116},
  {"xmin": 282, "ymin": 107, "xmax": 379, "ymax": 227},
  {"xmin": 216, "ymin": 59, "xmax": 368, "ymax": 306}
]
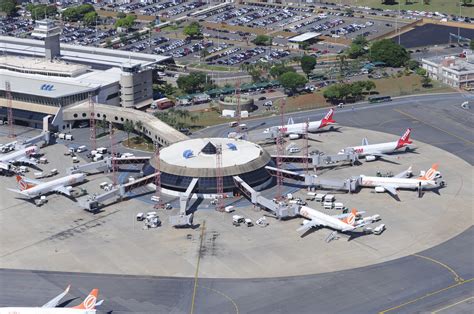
[
  {"xmin": 42, "ymin": 285, "xmax": 70, "ymax": 308},
  {"xmin": 362, "ymin": 138, "xmax": 369, "ymax": 146},
  {"xmin": 370, "ymin": 152, "xmax": 392, "ymax": 159},
  {"xmin": 297, "ymin": 218, "xmax": 325, "ymax": 232},
  {"xmin": 53, "ymin": 186, "xmax": 72, "ymax": 196},
  {"xmin": 378, "ymin": 184, "xmax": 399, "ymax": 196},
  {"xmin": 21, "ymin": 176, "xmax": 42, "ymax": 185},
  {"xmin": 332, "ymin": 211, "xmax": 365, "ymax": 219},
  {"xmin": 7, "ymin": 188, "xmax": 28, "ymax": 197},
  {"xmin": 394, "ymin": 166, "xmax": 412, "ymax": 178}
]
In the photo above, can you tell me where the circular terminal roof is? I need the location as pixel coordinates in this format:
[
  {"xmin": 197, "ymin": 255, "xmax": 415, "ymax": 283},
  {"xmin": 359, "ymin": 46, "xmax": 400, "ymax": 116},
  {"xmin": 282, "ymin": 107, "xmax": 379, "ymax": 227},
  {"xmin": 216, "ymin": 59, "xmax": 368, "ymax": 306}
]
[{"xmin": 152, "ymin": 138, "xmax": 272, "ymax": 177}]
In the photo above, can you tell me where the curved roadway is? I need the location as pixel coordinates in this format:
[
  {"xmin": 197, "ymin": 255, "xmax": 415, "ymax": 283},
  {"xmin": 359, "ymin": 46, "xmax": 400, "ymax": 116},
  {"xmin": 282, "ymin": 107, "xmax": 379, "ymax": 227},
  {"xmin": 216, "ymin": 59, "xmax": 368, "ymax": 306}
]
[{"xmin": 0, "ymin": 92, "xmax": 473, "ymax": 313}]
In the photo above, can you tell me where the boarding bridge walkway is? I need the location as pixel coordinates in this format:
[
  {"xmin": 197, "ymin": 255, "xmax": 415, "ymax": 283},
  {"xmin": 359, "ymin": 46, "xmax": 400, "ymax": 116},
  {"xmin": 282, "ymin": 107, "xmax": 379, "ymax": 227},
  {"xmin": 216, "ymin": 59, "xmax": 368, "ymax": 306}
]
[
  {"xmin": 233, "ymin": 176, "xmax": 299, "ymax": 219},
  {"xmin": 67, "ymin": 156, "xmax": 150, "ymax": 174},
  {"xmin": 169, "ymin": 178, "xmax": 198, "ymax": 227},
  {"xmin": 271, "ymin": 148, "xmax": 359, "ymax": 169},
  {"xmin": 265, "ymin": 166, "xmax": 360, "ymax": 193},
  {"xmin": 79, "ymin": 171, "xmax": 159, "ymax": 211}
]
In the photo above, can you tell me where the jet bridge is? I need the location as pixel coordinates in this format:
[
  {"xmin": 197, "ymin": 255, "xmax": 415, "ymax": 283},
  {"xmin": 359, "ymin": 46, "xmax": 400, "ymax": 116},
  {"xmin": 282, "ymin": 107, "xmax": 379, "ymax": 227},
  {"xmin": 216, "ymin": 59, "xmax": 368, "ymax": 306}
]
[
  {"xmin": 271, "ymin": 148, "xmax": 358, "ymax": 169},
  {"xmin": 78, "ymin": 171, "xmax": 159, "ymax": 211},
  {"xmin": 233, "ymin": 175, "xmax": 299, "ymax": 219},
  {"xmin": 67, "ymin": 156, "xmax": 150, "ymax": 174},
  {"xmin": 169, "ymin": 178, "xmax": 198, "ymax": 227},
  {"xmin": 265, "ymin": 166, "xmax": 360, "ymax": 193}
]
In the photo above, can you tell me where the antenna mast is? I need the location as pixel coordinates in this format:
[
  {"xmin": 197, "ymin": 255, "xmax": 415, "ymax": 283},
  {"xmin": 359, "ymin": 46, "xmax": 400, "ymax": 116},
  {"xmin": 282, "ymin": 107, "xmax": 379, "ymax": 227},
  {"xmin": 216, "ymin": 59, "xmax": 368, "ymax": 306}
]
[
  {"xmin": 154, "ymin": 143, "xmax": 163, "ymax": 209},
  {"xmin": 89, "ymin": 93, "xmax": 96, "ymax": 151},
  {"xmin": 109, "ymin": 123, "xmax": 117, "ymax": 186},
  {"xmin": 215, "ymin": 143, "xmax": 224, "ymax": 211},
  {"xmin": 5, "ymin": 81, "xmax": 15, "ymax": 138},
  {"xmin": 275, "ymin": 99, "xmax": 285, "ymax": 201}
]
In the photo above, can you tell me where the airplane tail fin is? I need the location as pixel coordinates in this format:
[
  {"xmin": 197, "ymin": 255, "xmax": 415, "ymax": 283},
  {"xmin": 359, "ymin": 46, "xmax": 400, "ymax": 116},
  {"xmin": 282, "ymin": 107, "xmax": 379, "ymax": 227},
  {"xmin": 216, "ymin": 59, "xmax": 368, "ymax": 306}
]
[
  {"xmin": 341, "ymin": 208, "xmax": 358, "ymax": 226},
  {"xmin": 396, "ymin": 128, "xmax": 412, "ymax": 148},
  {"xmin": 321, "ymin": 109, "xmax": 336, "ymax": 126},
  {"xmin": 420, "ymin": 163, "xmax": 439, "ymax": 181},
  {"xmin": 72, "ymin": 289, "xmax": 100, "ymax": 310},
  {"xmin": 16, "ymin": 175, "xmax": 36, "ymax": 191}
]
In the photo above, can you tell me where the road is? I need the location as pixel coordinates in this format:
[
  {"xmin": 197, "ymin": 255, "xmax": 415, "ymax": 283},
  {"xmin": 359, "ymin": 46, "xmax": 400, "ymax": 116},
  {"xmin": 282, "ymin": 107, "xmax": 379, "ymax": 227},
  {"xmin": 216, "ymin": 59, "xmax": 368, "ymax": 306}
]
[{"xmin": 0, "ymin": 92, "xmax": 472, "ymax": 313}]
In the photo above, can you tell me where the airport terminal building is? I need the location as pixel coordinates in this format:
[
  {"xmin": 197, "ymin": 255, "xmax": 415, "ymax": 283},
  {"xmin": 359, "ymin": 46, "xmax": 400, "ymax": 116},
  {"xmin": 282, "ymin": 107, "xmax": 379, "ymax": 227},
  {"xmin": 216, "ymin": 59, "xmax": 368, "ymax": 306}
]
[{"xmin": 0, "ymin": 20, "xmax": 184, "ymax": 145}]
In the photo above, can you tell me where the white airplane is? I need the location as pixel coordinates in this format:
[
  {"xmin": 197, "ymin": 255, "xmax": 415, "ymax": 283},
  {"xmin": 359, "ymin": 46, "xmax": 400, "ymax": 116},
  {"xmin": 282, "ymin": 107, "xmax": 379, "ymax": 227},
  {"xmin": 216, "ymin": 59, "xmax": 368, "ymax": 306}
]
[
  {"xmin": 0, "ymin": 145, "xmax": 39, "ymax": 172},
  {"xmin": 7, "ymin": 173, "xmax": 86, "ymax": 199},
  {"xmin": 263, "ymin": 109, "xmax": 336, "ymax": 139},
  {"xmin": 0, "ymin": 285, "xmax": 104, "ymax": 314},
  {"xmin": 340, "ymin": 128, "xmax": 413, "ymax": 161},
  {"xmin": 359, "ymin": 163, "xmax": 444, "ymax": 197},
  {"xmin": 297, "ymin": 207, "xmax": 375, "ymax": 233}
]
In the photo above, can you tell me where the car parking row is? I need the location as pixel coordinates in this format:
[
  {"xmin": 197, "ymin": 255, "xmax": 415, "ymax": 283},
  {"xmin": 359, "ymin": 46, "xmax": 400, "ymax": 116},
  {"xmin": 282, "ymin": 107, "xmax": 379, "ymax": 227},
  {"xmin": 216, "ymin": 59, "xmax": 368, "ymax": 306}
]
[
  {"xmin": 0, "ymin": 17, "xmax": 33, "ymax": 37},
  {"xmin": 210, "ymin": 47, "xmax": 290, "ymax": 66}
]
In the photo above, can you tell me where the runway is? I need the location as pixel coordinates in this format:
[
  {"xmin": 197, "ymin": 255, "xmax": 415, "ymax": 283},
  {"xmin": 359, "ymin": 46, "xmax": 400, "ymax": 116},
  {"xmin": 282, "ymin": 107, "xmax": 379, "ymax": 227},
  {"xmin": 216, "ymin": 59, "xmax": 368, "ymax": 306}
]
[{"xmin": 0, "ymin": 92, "xmax": 472, "ymax": 313}]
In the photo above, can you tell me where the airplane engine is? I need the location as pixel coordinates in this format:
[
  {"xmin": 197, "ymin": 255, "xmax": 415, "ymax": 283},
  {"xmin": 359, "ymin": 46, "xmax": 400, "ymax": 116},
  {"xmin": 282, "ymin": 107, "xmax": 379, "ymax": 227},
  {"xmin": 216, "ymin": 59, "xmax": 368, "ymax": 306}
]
[
  {"xmin": 374, "ymin": 186, "xmax": 385, "ymax": 193},
  {"xmin": 365, "ymin": 155, "xmax": 377, "ymax": 162},
  {"xmin": 289, "ymin": 134, "xmax": 300, "ymax": 140},
  {"xmin": 301, "ymin": 219, "xmax": 312, "ymax": 226}
]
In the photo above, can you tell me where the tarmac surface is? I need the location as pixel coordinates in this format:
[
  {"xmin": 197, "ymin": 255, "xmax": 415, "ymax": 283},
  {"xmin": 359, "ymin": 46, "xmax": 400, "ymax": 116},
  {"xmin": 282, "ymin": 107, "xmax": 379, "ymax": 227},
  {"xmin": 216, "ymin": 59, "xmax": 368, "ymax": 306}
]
[{"xmin": 0, "ymin": 92, "xmax": 473, "ymax": 313}]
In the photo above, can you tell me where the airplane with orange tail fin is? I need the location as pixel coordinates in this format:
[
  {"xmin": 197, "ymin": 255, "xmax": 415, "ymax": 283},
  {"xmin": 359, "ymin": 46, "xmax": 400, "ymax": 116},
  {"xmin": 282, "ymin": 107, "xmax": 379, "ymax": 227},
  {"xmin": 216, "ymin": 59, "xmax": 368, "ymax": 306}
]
[
  {"xmin": 359, "ymin": 163, "xmax": 445, "ymax": 197},
  {"xmin": 7, "ymin": 173, "xmax": 86, "ymax": 199},
  {"xmin": 297, "ymin": 207, "xmax": 376, "ymax": 234},
  {"xmin": 0, "ymin": 285, "xmax": 104, "ymax": 313}
]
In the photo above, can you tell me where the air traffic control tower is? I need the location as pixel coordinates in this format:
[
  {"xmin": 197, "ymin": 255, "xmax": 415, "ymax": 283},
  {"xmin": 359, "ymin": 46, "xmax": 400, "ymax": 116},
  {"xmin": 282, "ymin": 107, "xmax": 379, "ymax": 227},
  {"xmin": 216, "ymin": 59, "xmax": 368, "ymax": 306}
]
[{"xmin": 31, "ymin": 19, "xmax": 61, "ymax": 60}]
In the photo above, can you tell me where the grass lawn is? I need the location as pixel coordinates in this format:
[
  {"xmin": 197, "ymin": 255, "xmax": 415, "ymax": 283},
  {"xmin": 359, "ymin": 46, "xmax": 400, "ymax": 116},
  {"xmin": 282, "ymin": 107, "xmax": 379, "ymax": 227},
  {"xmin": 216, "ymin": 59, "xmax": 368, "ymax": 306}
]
[
  {"xmin": 373, "ymin": 74, "xmax": 454, "ymax": 96},
  {"xmin": 122, "ymin": 136, "xmax": 155, "ymax": 152},
  {"xmin": 189, "ymin": 64, "xmax": 236, "ymax": 72},
  {"xmin": 337, "ymin": 0, "xmax": 473, "ymax": 17}
]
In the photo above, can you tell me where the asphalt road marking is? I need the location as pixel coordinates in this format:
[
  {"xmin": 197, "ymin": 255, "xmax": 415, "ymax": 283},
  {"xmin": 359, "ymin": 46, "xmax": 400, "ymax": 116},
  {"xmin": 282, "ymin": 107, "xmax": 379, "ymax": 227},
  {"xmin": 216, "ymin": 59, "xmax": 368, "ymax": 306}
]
[
  {"xmin": 198, "ymin": 285, "xmax": 239, "ymax": 314},
  {"xmin": 378, "ymin": 277, "xmax": 474, "ymax": 314},
  {"xmin": 393, "ymin": 109, "xmax": 474, "ymax": 146},
  {"xmin": 431, "ymin": 296, "xmax": 474, "ymax": 313},
  {"xmin": 413, "ymin": 254, "xmax": 464, "ymax": 283},
  {"xmin": 190, "ymin": 220, "xmax": 206, "ymax": 314}
]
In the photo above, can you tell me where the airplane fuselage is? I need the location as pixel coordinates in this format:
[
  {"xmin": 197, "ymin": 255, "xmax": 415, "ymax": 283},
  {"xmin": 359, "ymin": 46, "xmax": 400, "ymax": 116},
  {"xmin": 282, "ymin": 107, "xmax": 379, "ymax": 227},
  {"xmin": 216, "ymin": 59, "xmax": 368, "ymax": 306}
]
[
  {"xmin": 0, "ymin": 308, "xmax": 95, "ymax": 314},
  {"xmin": 348, "ymin": 141, "xmax": 402, "ymax": 157},
  {"xmin": 19, "ymin": 173, "xmax": 86, "ymax": 198},
  {"xmin": 299, "ymin": 206, "xmax": 355, "ymax": 232},
  {"xmin": 360, "ymin": 175, "xmax": 435, "ymax": 190},
  {"xmin": 0, "ymin": 146, "xmax": 38, "ymax": 170}
]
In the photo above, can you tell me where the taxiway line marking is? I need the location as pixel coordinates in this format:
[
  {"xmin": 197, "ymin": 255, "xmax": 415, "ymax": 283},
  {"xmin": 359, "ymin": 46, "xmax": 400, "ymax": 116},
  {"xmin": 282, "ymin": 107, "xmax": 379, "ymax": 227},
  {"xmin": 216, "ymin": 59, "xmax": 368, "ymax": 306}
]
[
  {"xmin": 190, "ymin": 220, "xmax": 206, "ymax": 314},
  {"xmin": 378, "ymin": 277, "xmax": 473, "ymax": 314},
  {"xmin": 431, "ymin": 295, "xmax": 474, "ymax": 313},
  {"xmin": 199, "ymin": 285, "xmax": 239, "ymax": 314},
  {"xmin": 393, "ymin": 109, "xmax": 474, "ymax": 146},
  {"xmin": 413, "ymin": 254, "xmax": 464, "ymax": 282}
]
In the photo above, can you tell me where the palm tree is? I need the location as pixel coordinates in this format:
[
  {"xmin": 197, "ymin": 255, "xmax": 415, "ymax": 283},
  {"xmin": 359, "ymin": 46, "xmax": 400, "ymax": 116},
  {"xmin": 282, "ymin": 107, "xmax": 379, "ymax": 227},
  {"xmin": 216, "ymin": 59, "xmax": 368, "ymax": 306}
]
[
  {"xmin": 135, "ymin": 120, "xmax": 143, "ymax": 142},
  {"xmin": 123, "ymin": 120, "xmax": 134, "ymax": 145}
]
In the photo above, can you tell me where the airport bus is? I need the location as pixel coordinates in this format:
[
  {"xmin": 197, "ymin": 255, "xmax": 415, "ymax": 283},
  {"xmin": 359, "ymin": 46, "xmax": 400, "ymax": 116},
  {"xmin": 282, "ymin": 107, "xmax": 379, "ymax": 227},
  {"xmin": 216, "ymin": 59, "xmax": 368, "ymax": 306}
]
[{"xmin": 368, "ymin": 95, "xmax": 392, "ymax": 103}]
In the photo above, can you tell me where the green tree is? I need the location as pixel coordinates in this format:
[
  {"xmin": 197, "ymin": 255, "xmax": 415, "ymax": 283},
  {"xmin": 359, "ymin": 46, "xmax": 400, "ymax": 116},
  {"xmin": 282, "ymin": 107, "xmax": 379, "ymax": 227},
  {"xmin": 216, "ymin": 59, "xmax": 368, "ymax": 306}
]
[
  {"xmin": 300, "ymin": 55, "xmax": 317, "ymax": 78},
  {"xmin": 183, "ymin": 21, "xmax": 202, "ymax": 39},
  {"xmin": 279, "ymin": 72, "xmax": 308, "ymax": 93},
  {"xmin": 115, "ymin": 15, "xmax": 136, "ymax": 29},
  {"xmin": 416, "ymin": 67, "xmax": 427, "ymax": 76},
  {"xmin": 84, "ymin": 11, "xmax": 98, "ymax": 26},
  {"xmin": 364, "ymin": 80, "xmax": 376, "ymax": 92},
  {"xmin": 123, "ymin": 120, "xmax": 135, "ymax": 145},
  {"xmin": 347, "ymin": 35, "xmax": 368, "ymax": 59},
  {"xmin": 423, "ymin": 0, "xmax": 430, "ymax": 4},
  {"xmin": 97, "ymin": 116, "xmax": 109, "ymax": 134},
  {"xmin": 462, "ymin": 0, "xmax": 473, "ymax": 6},
  {"xmin": 62, "ymin": 4, "xmax": 94, "ymax": 22},
  {"xmin": 135, "ymin": 120, "xmax": 144, "ymax": 141},
  {"xmin": 117, "ymin": 12, "xmax": 126, "ymax": 19},
  {"xmin": 176, "ymin": 72, "xmax": 212, "ymax": 93},
  {"xmin": 0, "ymin": 0, "xmax": 17, "ymax": 16},
  {"xmin": 382, "ymin": 0, "xmax": 396, "ymax": 4},
  {"xmin": 370, "ymin": 39, "xmax": 410, "ymax": 67},
  {"xmin": 252, "ymin": 35, "xmax": 272, "ymax": 46},
  {"xmin": 421, "ymin": 75, "xmax": 432, "ymax": 87},
  {"xmin": 26, "ymin": 4, "xmax": 57, "ymax": 19},
  {"xmin": 470, "ymin": 40, "xmax": 474, "ymax": 50},
  {"xmin": 405, "ymin": 59, "xmax": 420, "ymax": 70},
  {"xmin": 269, "ymin": 63, "xmax": 295, "ymax": 79}
]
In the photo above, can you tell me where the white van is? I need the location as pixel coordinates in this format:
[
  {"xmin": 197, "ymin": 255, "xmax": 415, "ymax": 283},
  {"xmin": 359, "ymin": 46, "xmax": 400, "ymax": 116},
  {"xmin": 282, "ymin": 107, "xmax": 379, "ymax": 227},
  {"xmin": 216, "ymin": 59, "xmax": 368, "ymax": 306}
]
[
  {"xmin": 232, "ymin": 215, "xmax": 245, "ymax": 223},
  {"xmin": 229, "ymin": 121, "xmax": 238, "ymax": 127},
  {"xmin": 373, "ymin": 224, "xmax": 386, "ymax": 235},
  {"xmin": 77, "ymin": 145, "xmax": 87, "ymax": 153},
  {"xmin": 65, "ymin": 134, "xmax": 73, "ymax": 141},
  {"xmin": 97, "ymin": 147, "xmax": 108, "ymax": 154},
  {"xmin": 238, "ymin": 124, "xmax": 248, "ymax": 130},
  {"xmin": 288, "ymin": 146, "xmax": 301, "ymax": 154},
  {"xmin": 334, "ymin": 202, "xmax": 344, "ymax": 210},
  {"xmin": 93, "ymin": 154, "xmax": 104, "ymax": 161},
  {"xmin": 324, "ymin": 194, "xmax": 335, "ymax": 202},
  {"xmin": 315, "ymin": 193, "xmax": 326, "ymax": 202},
  {"xmin": 99, "ymin": 182, "xmax": 109, "ymax": 189},
  {"xmin": 58, "ymin": 133, "xmax": 66, "ymax": 140},
  {"xmin": 224, "ymin": 206, "xmax": 235, "ymax": 213}
]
